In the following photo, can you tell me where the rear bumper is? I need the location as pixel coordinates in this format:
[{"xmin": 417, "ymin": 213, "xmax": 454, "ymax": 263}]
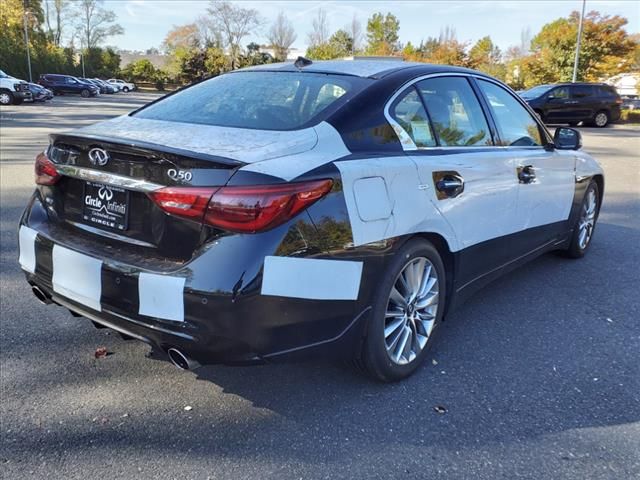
[{"xmin": 19, "ymin": 191, "xmax": 375, "ymax": 366}]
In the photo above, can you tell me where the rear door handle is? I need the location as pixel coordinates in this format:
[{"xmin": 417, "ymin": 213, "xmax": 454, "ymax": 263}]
[
  {"xmin": 433, "ymin": 172, "xmax": 464, "ymax": 199},
  {"xmin": 517, "ymin": 165, "xmax": 536, "ymax": 184}
]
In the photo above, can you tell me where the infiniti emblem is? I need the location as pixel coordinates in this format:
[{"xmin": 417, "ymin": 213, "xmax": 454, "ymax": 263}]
[
  {"xmin": 88, "ymin": 148, "xmax": 110, "ymax": 166},
  {"xmin": 98, "ymin": 186, "xmax": 113, "ymax": 201}
]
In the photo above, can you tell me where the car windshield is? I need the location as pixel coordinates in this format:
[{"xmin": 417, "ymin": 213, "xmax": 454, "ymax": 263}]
[
  {"xmin": 135, "ymin": 71, "xmax": 371, "ymax": 131},
  {"xmin": 520, "ymin": 85, "xmax": 554, "ymax": 99},
  {"xmin": 0, "ymin": 70, "xmax": 8, "ymax": 78}
]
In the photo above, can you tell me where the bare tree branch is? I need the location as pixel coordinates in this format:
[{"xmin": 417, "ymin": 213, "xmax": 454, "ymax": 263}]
[
  {"xmin": 207, "ymin": 0, "xmax": 262, "ymax": 69},
  {"xmin": 267, "ymin": 11, "xmax": 297, "ymax": 61},
  {"xmin": 307, "ymin": 8, "xmax": 329, "ymax": 48}
]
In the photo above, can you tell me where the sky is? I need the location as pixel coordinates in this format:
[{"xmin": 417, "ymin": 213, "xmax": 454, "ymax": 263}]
[{"xmin": 109, "ymin": 0, "xmax": 640, "ymax": 53}]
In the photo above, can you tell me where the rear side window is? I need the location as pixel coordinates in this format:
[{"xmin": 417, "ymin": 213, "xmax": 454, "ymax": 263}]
[
  {"xmin": 477, "ymin": 80, "xmax": 543, "ymax": 147},
  {"xmin": 571, "ymin": 85, "xmax": 594, "ymax": 98},
  {"xmin": 416, "ymin": 77, "xmax": 491, "ymax": 147},
  {"xmin": 391, "ymin": 87, "xmax": 436, "ymax": 147},
  {"xmin": 135, "ymin": 71, "xmax": 369, "ymax": 131}
]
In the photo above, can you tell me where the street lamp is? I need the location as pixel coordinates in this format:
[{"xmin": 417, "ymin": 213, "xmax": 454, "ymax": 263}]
[
  {"xmin": 572, "ymin": 0, "xmax": 587, "ymax": 83},
  {"xmin": 23, "ymin": 8, "xmax": 33, "ymax": 82}
]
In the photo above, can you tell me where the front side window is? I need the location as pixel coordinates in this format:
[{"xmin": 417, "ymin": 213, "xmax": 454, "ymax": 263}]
[
  {"xmin": 477, "ymin": 79, "xmax": 543, "ymax": 147},
  {"xmin": 549, "ymin": 87, "xmax": 569, "ymax": 99},
  {"xmin": 390, "ymin": 87, "xmax": 436, "ymax": 147},
  {"xmin": 135, "ymin": 71, "xmax": 369, "ymax": 131},
  {"xmin": 416, "ymin": 77, "xmax": 492, "ymax": 147}
]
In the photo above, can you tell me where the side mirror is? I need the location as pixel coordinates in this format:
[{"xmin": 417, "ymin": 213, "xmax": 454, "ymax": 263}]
[{"xmin": 554, "ymin": 127, "xmax": 582, "ymax": 150}]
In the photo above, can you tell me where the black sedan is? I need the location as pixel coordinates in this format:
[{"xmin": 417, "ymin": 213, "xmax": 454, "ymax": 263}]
[
  {"xmin": 26, "ymin": 83, "xmax": 53, "ymax": 102},
  {"xmin": 19, "ymin": 60, "xmax": 604, "ymax": 382}
]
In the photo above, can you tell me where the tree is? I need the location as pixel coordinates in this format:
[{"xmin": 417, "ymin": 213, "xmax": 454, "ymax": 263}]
[
  {"xmin": 121, "ymin": 58, "xmax": 157, "ymax": 81},
  {"xmin": 74, "ymin": 0, "xmax": 123, "ymax": 49},
  {"xmin": 207, "ymin": 0, "xmax": 262, "ymax": 69},
  {"xmin": 306, "ymin": 30, "xmax": 353, "ymax": 60},
  {"xmin": 347, "ymin": 15, "xmax": 362, "ymax": 54},
  {"xmin": 365, "ymin": 12, "xmax": 400, "ymax": 55},
  {"xmin": 162, "ymin": 23, "xmax": 201, "ymax": 54},
  {"xmin": 469, "ymin": 36, "xmax": 505, "ymax": 79},
  {"xmin": 267, "ymin": 12, "xmax": 296, "ymax": 61},
  {"xmin": 526, "ymin": 10, "xmax": 636, "ymax": 84},
  {"xmin": 43, "ymin": 0, "xmax": 68, "ymax": 46},
  {"xmin": 307, "ymin": 8, "xmax": 329, "ymax": 48}
]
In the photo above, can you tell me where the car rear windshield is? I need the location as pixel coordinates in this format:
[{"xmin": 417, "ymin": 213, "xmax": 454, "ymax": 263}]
[{"xmin": 134, "ymin": 71, "xmax": 370, "ymax": 130}]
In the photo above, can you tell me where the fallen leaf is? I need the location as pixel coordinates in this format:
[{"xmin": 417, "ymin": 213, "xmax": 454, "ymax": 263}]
[
  {"xmin": 432, "ymin": 359, "xmax": 438, "ymax": 366},
  {"xmin": 94, "ymin": 347, "xmax": 108, "ymax": 359}
]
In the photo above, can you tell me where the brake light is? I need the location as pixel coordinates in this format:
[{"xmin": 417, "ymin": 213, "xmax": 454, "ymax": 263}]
[
  {"xmin": 615, "ymin": 98, "xmax": 623, "ymax": 104},
  {"xmin": 148, "ymin": 180, "xmax": 333, "ymax": 233},
  {"xmin": 35, "ymin": 151, "xmax": 61, "ymax": 185},
  {"xmin": 148, "ymin": 187, "xmax": 217, "ymax": 221}
]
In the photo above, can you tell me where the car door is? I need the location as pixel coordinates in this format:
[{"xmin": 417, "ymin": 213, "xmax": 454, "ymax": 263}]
[
  {"xmin": 543, "ymin": 86, "xmax": 574, "ymax": 122},
  {"xmin": 569, "ymin": 85, "xmax": 596, "ymax": 121},
  {"xmin": 475, "ymin": 78, "xmax": 575, "ymax": 254},
  {"xmin": 390, "ymin": 75, "xmax": 522, "ymax": 282}
]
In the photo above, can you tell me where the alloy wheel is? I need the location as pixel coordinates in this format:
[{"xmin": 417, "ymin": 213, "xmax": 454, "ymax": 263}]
[
  {"xmin": 384, "ymin": 257, "xmax": 439, "ymax": 365},
  {"xmin": 594, "ymin": 112, "xmax": 608, "ymax": 127},
  {"xmin": 0, "ymin": 92, "xmax": 11, "ymax": 105},
  {"xmin": 578, "ymin": 188, "xmax": 597, "ymax": 249}
]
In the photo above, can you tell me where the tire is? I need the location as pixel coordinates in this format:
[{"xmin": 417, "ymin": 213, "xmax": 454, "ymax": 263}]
[
  {"xmin": 564, "ymin": 181, "xmax": 600, "ymax": 258},
  {"xmin": 122, "ymin": 86, "xmax": 129, "ymax": 93},
  {"xmin": 358, "ymin": 239, "xmax": 446, "ymax": 382},
  {"xmin": 592, "ymin": 110, "xmax": 609, "ymax": 128},
  {"xmin": 80, "ymin": 89, "xmax": 90, "ymax": 98},
  {"xmin": 0, "ymin": 90, "xmax": 14, "ymax": 105}
]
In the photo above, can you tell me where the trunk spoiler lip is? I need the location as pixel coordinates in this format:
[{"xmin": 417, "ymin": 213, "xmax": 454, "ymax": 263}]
[{"xmin": 48, "ymin": 132, "xmax": 246, "ymax": 168}]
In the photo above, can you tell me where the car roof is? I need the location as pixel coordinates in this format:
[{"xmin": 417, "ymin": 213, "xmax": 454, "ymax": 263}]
[{"xmin": 239, "ymin": 59, "xmax": 482, "ymax": 79}]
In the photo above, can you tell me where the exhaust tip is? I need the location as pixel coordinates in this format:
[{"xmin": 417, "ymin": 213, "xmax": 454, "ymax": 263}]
[
  {"xmin": 32, "ymin": 285, "xmax": 51, "ymax": 305},
  {"xmin": 167, "ymin": 348, "xmax": 199, "ymax": 371}
]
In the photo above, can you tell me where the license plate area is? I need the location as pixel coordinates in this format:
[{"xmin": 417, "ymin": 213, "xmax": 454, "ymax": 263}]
[{"xmin": 82, "ymin": 181, "xmax": 130, "ymax": 231}]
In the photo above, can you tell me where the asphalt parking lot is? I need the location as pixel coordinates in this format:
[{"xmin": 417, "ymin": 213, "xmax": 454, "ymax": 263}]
[{"xmin": 1, "ymin": 94, "xmax": 639, "ymax": 479}]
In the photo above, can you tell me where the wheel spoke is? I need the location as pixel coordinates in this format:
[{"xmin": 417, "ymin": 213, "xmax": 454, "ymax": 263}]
[
  {"xmin": 389, "ymin": 286, "xmax": 407, "ymax": 308},
  {"xmin": 384, "ymin": 317, "xmax": 405, "ymax": 339},
  {"xmin": 416, "ymin": 292, "xmax": 438, "ymax": 309},
  {"xmin": 394, "ymin": 326, "xmax": 411, "ymax": 363}
]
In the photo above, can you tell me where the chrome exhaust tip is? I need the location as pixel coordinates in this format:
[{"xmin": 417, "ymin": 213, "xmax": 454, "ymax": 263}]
[
  {"xmin": 167, "ymin": 348, "xmax": 200, "ymax": 371},
  {"xmin": 31, "ymin": 285, "xmax": 52, "ymax": 305}
]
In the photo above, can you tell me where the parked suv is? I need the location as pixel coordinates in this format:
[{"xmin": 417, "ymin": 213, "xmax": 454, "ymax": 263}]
[
  {"xmin": 107, "ymin": 78, "xmax": 135, "ymax": 92},
  {"xmin": 38, "ymin": 74, "xmax": 99, "ymax": 97},
  {"xmin": 0, "ymin": 69, "xmax": 32, "ymax": 105},
  {"xmin": 520, "ymin": 82, "xmax": 622, "ymax": 127},
  {"xmin": 20, "ymin": 61, "xmax": 604, "ymax": 382}
]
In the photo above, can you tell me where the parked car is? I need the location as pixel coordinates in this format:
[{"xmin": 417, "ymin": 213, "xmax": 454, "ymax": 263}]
[
  {"xmin": 78, "ymin": 78, "xmax": 106, "ymax": 94},
  {"xmin": 107, "ymin": 78, "xmax": 135, "ymax": 92},
  {"xmin": 621, "ymin": 96, "xmax": 640, "ymax": 111},
  {"xmin": 20, "ymin": 60, "xmax": 603, "ymax": 382},
  {"xmin": 519, "ymin": 82, "xmax": 622, "ymax": 127},
  {"xmin": 0, "ymin": 69, "xmax": 32, "ymax": 105},
  {"xmin": 90, "ymin": 78, "xmax": 118, "ymax": 94},
  {"xmin": 26, "ymin": 82, "xmax": 53, "ymax": 102},
  {"xmin": 38, "ymin": 74, "xmax": 99, "ymax": 97}
]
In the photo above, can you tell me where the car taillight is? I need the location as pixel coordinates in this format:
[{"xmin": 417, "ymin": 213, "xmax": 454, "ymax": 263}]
[
  {"xmin": 148, "ymin": 187, "xmax": 218, "ymax": 221},
  {"xmin": 149, "ymin": 179, "xmax": 333, "ymax": 233},
  {"xmin": 615, "ymin": 98, "xmax": 623, "ymax": 104},
  {"xmin": 35, "ymin": 152, "xmax": 61, "ymax": 185}
]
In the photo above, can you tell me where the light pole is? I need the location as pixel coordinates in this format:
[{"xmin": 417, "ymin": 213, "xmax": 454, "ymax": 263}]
[
  {"xmin": 572, "ymin": 0, "xmax": 586, "ymax": 83},
  {"xmin": 22, "ymin": 8, "xmax": 33, "ymax": 82}
]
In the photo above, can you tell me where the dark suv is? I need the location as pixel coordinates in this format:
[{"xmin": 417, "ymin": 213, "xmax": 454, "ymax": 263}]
[
  {"xmin": 39, "ymin": 74, "xmax": 99, "ymax": 98},
  {"xmin": 520, "ymin": 82, "xmax": 622, "ymax": 127}
]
